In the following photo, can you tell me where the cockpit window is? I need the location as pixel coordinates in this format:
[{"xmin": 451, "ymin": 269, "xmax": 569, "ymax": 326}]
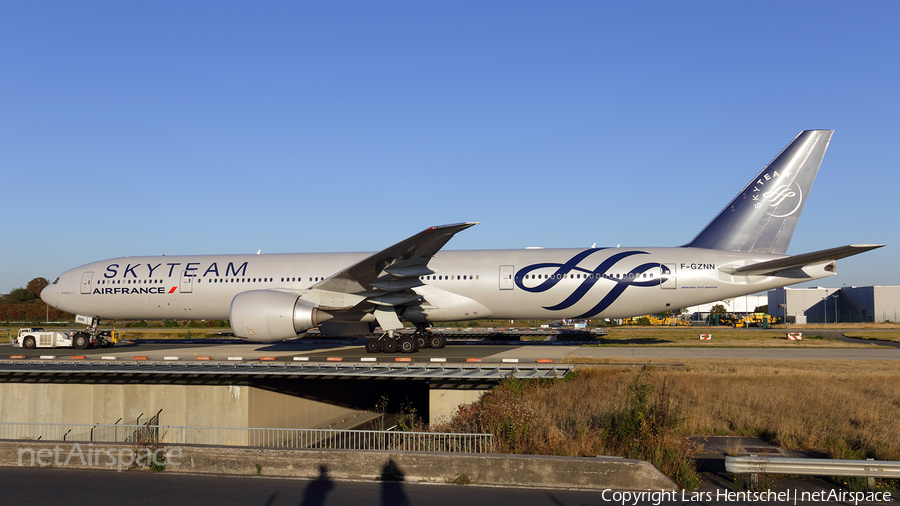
[{"xmin": 52, "ymin": 278, "xmax": 59, "ymax": 285}]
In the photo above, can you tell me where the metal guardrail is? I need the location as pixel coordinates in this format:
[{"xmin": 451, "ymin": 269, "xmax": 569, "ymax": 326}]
[
  {"xmin": 0, "ymin": 423, "xmax": 493, "ymax": 453},
  {"xmin": 726, "ymin": 455, "xmax": 900, "ymax": 479}
]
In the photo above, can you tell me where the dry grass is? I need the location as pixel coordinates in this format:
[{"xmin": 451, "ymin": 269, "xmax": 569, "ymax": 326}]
[
  {"xmin": 661, "ymin": 360, "xmax": 900, "ymax": 460},
  {"xmin": 436, "ymin": 369, "xmax": 700, "ymax": 488},
  {"xmin": 437, "ymin": 359, "xmax": 900, "ymax": 487},
  {"xmin": 590, "ymin": 328, "xmax": 879, "ymax": 348}
]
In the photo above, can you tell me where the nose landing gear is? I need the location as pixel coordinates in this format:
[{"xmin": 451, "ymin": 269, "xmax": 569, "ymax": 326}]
[{"xmin": 74, "ymin": 315, "xmax": 120, "ymax": 349}]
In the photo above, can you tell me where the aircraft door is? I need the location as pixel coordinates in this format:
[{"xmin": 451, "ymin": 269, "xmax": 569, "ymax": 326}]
[
  {"xmin": 660, "ymin": 264, "xmax": 676, "ymax": 289},
  {"xmin": 80, "ymin": 272, "xmax": 94, "ymax": 294},
  {"xmin": 180, "ymin": 270, "xmax": 193, "ymax": 293},
  {"xmin": 499, "ymin": 265, "xmax": 514, "ymax": 290}
]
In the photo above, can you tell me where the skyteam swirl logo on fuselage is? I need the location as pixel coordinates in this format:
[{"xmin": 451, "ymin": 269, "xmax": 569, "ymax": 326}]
[{"xmin": 515, "ymin": 249, "xmax": 670, "ymax": 318}]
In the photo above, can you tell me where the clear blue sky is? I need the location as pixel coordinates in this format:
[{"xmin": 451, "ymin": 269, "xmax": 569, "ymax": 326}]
[{"xmin": 2, "ymin": 1, "xmax": 897, "ymax": 294}]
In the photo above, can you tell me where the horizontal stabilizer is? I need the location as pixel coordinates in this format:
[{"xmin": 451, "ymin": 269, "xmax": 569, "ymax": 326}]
[{"xmin": 720, "ymin": 244, "xmax": 884, "ymax": 276}]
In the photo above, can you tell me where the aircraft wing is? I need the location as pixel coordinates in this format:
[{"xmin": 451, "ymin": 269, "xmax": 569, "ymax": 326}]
[
  {"xmin": 313, "ymin": 222, "xmax": 479, "ymax": 294},
  {"xmin": 721, "ymin": 244, "xmax": 885, "ymax": 277}
]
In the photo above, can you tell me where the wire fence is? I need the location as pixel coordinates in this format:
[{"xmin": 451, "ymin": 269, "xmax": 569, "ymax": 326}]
[{"xmin": 0, "ymin": 422, "xmax": 493, "ymax": 453}]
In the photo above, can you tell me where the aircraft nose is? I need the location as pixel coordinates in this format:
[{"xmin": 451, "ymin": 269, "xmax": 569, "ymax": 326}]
[{"xmin": 41, "ymin": 279, "xmax": 57, "ymax": 305}]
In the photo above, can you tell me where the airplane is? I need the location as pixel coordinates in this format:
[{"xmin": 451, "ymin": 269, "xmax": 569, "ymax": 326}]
[{"xmin": 41, "ymin": 130, "xmax": 883, "ymax": 353}]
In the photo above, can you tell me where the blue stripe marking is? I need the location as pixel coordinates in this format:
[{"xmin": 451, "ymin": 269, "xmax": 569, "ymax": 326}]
[{"xmin": 514, "ymin": 250, "xmax": 671, "ymax": 318}]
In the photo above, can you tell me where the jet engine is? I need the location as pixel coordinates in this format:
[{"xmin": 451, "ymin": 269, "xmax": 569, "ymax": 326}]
[{"xmin": 229, "ymin": 290, "xmax": 332, "ymax": 341}]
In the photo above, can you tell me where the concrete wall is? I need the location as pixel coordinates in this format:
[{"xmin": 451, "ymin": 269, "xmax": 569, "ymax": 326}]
[
  {"xmin": 0, "ymin": 441, "xmax": 677, "ymax": 491},
  {"xmin": 429, "ymin": 388, "xmax": 488, "ymax": 426},
  {"xmin": 248, "ymin": 387, "xmax": 363, "ymax": 429},
  {"xmin": 0, "ymin": 380, "xmax": 447, "ymax": 429},
  {"xmin": 0, "ymin": 382, "xmax": 365, "ymax": 429}
]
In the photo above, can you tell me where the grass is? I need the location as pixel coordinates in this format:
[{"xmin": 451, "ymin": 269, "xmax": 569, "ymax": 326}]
[
  {"xmin": 436, "ymin": 370, "xmax": 701, "ymax": 489},
  {"xmin": 580, "ymin": 328, "xmax": 878, "ymax": 348},
  {"xmin": 434, "ymin": 359, "xmax": 900, "ymax": 489},
  {"xmin": 105, "ymin": 329, "xmax": 232, "ymax": 340},
  {"xmin": 845, "ymin": 331, "xmax": 900, "ymax": 343},
  {"xmin": 662, "ymin": 359, "xmax": 900, "ymax": 461}
]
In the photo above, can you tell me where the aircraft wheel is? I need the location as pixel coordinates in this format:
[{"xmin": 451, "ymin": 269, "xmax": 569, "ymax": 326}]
[
  {"xmin": 365, "ymin": 339, "xmax": 382, "ymax": 353},
  {"xmin": 23, "ymin": 336, "xmax": 36, "ymax": 349},
  {"xmin": 382, "ymin": 337, "xmax": 398, "ymax": 354},
  {"xmin": 398, "ymin": 336, "xmax": 417, "ymax": 353},
  {"xmin": 415, "ymin": 335, "xmax": 428, "ymax": 349},
  {"xmin": 73, "ymin": 332, "xmax": 90, "ymax": 350},
  {"xmin": 428, "ymin": 335, "xmax": 446, "ymax": 349}
]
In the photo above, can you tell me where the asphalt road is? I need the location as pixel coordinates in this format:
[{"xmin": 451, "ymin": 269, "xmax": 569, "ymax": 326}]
[
  {"xmin": 0, "ymin": 467, "xmax": 603, "ymax": 506},
  {"xmin": 1, "ymin": 466, "xmax": 890, "ymax": 506}
]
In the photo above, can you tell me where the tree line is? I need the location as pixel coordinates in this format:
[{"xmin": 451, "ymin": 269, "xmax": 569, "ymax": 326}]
[{"xmin": 1, "ymin": 277, "xmax": 74, "ymax": 323}]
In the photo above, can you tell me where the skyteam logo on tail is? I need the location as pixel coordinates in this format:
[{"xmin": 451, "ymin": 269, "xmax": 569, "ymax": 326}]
[
  {"xmin": 515, "ymin": 249, "xmax": 668, "ymax": 318},
  {"xmin": 763, "ymin": 183, "xmax": 803, "ymax": 217},
  {"xmin": 751, "ymin": 169, "xmax": 803, "ymax": 217}
]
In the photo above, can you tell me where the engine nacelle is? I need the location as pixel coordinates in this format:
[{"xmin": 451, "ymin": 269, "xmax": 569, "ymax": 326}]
[{"xmin": 229, "ymin": 290, "xmax": 331, "ymax": 341}]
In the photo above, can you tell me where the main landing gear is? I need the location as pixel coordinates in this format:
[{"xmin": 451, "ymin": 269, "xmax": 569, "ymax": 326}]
[{"xmin": 364, "ymin": 323, "xmax": 446, "ymax": 354}]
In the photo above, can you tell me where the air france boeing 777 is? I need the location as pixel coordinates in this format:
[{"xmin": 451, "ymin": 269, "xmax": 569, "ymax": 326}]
[{"xmin": 41, "ymin": 130, "xmax": 883, "ymax": 353}]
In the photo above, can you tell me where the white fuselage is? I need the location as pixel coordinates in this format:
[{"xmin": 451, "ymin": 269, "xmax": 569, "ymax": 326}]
[{"xmin": 41, "ymin": 246, "xmax": 832, "ymax": 324}]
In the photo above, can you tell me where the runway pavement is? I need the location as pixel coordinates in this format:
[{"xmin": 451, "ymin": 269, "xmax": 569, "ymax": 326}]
[{"xmin": 3, "ymin": 334, "xmax": 899, "ymax": 363}]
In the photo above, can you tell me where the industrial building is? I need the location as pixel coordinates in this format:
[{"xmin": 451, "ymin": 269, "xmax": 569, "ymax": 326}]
[{"xmin": 767, "ymin": 286, "xmax": 900, "ymax": 324}]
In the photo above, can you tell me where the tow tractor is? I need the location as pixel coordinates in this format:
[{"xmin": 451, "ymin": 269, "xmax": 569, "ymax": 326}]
[{"xmin": 13, "ymin": 315, "xmax": 120, "ymax": 349}]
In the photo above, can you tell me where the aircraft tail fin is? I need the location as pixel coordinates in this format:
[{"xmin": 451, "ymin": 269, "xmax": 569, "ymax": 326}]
[{"xmin": 684, "ymin": 130, "xmax": 833, "ymax": 255}]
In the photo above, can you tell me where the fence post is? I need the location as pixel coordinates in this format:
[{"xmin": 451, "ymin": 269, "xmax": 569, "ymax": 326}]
[{"xmin": 867, "ymin": 458, "xmax": 876, "ymax": 490}]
